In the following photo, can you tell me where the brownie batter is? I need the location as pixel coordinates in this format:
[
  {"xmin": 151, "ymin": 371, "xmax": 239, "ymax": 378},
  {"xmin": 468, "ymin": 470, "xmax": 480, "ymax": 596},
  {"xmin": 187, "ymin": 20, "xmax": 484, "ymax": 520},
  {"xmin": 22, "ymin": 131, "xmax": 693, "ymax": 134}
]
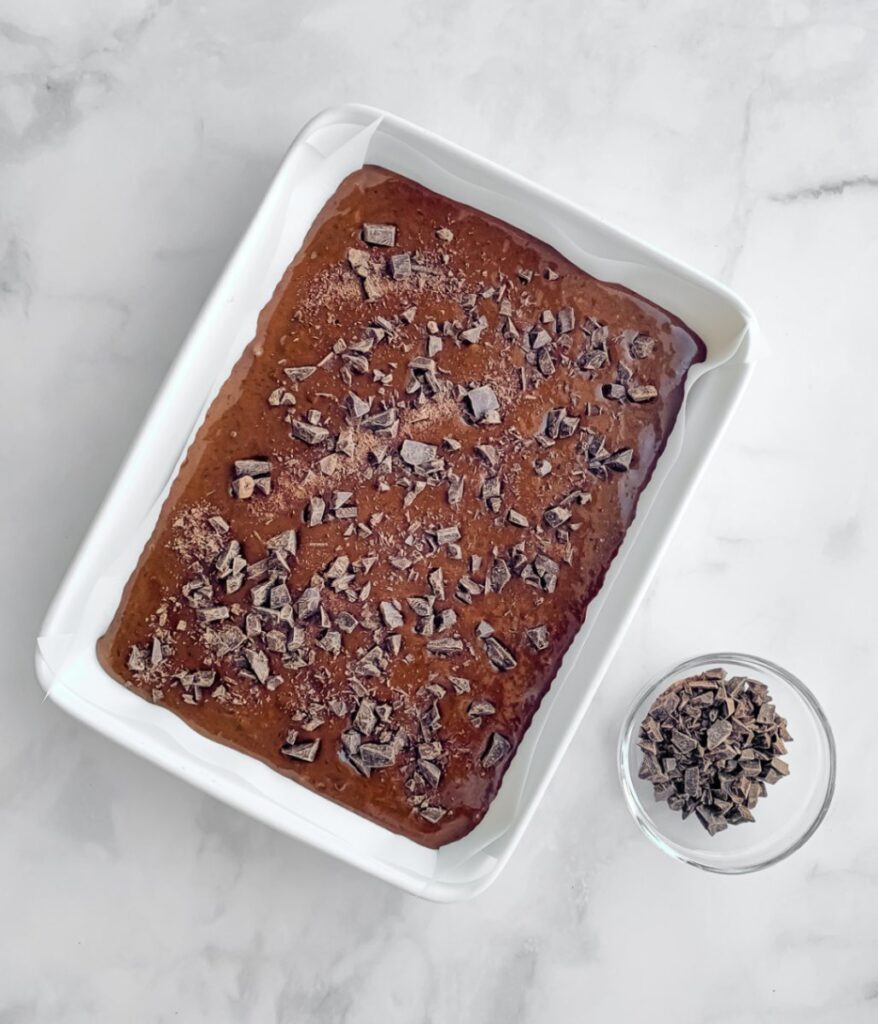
[{"xmin": 98, "ymin": 166, "xmax": 705, "ymax": 847}]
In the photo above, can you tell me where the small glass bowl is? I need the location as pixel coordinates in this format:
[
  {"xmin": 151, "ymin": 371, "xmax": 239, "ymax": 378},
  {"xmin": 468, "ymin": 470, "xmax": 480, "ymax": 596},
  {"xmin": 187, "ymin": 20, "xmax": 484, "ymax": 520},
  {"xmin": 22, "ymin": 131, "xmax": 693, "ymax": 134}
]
[{"xmin": 618, "ymin": 653, "xmax": 835, "ymax": 873}]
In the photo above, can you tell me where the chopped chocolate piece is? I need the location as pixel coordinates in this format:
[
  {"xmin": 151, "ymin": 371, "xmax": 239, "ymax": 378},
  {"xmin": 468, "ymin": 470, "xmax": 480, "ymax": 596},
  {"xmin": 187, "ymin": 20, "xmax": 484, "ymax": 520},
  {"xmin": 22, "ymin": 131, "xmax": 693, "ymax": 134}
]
[
  {"xmin": 243, "ymin": 648, "xmax": 270, "ymax": 684},
  {"xmin": 465, "ymin": 385, "xmax": 499, "ymax": 423},
  {"xmin": 234, "ymin": 459, "xmax": 270, "ymax": 478},
  {"xmin": 418, "ymin": 804, "xmax": 447, "ymax": 823},
  {"xmin": 281, "ymin": 738, "xmax": 320, "ymax": 762},
  {"xmin": 359, "ymin": 742, "xmax": 399, "ymax": 769},
  {"xmin": 602, "ymin": 383, "xmax": 627, "ymax": 401},
  {"xmin": 435, "ymin": 227, "xmax": 454, "ymax": 242},
  {"xmin": 627, "ymin": 385, "xmax": 659, "ymax": 403},
  {"xmin": 468, "ymin": 699, "xmax": 496, "ymax": 722},
  {"xmin": 534, "ymin": 458, "xmax": 552, "ymax": 477},
  {"xmin": 481, "ymin": 732, "xmax": 512, "ymax": 767},
  {"xmin": 232, "ymin": 476, "xmax": 255, "ymax": 499},
  {"xmin": 292, "ymin": 420, "xmax": 330, "ymax": 445},
  {"xmin": 428, "ymin": 567, "xmax": 445, "ymax": 599},
  {"xmin": 605, "ymin": 449, "xmax": 634, "ymax": 472},
  {"xmin": 482, "ymin": 636, "xmax": 517, "ymax": 671},
  {"xmin": 295, "ymin": 587, "xmax": 321, "ymax": 620},
  {"xmin": 543, "ymin": 506, "xmax": 572, "ymax": 528},
  {"xmin": 400, "ymin": 439, "xmax": 438, "ymax": 467},
  {"xmin": 525, "ymin": 625, "xmax": 550, "ymax": 650},
  {"xmin": 266, "ymin": 529, "xmax": 298, "ymax": 557},
  {"xmin": 557, "ymin": 307, "xmax": 575, "ymax": 333},
  {"xmin": 353, "ymin": 697, "xmax": 378, "ymax": 736},
  {"xmin": 362, "ymin": 223, "xmax": 397, "ymax": 246},
  {"xmin": 407, "ymin": 596, "xmax": 435, "ymax": 617},
  {"xmin": 284, "ymin": 366, "xmax": 316, "ymax": 383},
  {"xmin": 388, "ymin": 252, "xmax": 412, "ymax": 280},
  {"xmin": 459, "ymin": 325, "xmax": 484, "ymax": 345},
  {"xmin": 507, "ymin": 509, "xmax": 529, "ymax": 528},
  {"xmin": 127, "ymin": 646, "xmax": 146, "ymax": 673},
  {"xmin": 434, "ymin": 525, "xmax": 461, "ymax": 546},
  {"xmin": 362, "ymin": 408, "xmax": 398, "ymax": 430},
  {"xmin": 629, "ymin": 333, "xmax": 655, "ymax": 359},
  {"xmin": 305, "ymin": 496, "xmax": 326, "ymax": 526},
  {"xmin": 379, "ymin": 601, "xmax": 404, "ymax": 629},
  {"xmin": 197, "ymin": 606, "xmax": 230, "ymax": 624},
  {"xmin": 427, "ymin": 637, "xmax": 464, "ymax": 656},
  {"xmin": 488, "ymin": 557, "xmax": 512, "ymax": 593}
]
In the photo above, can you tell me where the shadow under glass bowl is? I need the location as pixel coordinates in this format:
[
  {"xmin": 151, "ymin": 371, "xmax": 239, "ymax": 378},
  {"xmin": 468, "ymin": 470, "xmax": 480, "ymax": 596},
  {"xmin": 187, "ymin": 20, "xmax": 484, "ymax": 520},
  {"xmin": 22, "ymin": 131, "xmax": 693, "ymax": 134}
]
[{"xmin": 618, "ymin": 652, "xmax": 836, "ymax": 874}]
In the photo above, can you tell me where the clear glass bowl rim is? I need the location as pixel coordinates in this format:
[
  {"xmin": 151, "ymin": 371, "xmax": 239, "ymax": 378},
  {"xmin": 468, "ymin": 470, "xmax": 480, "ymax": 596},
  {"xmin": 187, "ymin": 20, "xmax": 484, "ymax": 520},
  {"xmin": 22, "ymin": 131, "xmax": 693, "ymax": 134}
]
[{"xmin": 618, "ymin": 651, "xmax": 837, "ymax": 874}]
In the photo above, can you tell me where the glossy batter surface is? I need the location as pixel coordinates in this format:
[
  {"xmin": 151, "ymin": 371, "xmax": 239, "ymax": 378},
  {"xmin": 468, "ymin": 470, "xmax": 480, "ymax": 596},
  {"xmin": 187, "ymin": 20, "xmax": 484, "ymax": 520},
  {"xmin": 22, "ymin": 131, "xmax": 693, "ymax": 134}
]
[{"xmin": 98, "ymin": 167, "xmax": 705, "ymax": 847}]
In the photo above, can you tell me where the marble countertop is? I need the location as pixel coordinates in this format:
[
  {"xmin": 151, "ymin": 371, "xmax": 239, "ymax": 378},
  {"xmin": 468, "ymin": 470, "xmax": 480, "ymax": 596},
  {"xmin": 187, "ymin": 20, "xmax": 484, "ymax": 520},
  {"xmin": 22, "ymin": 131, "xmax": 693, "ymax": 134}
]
[{"xmin": 3, "ymin": 1, "xmax": 877, "ymax": 1020}]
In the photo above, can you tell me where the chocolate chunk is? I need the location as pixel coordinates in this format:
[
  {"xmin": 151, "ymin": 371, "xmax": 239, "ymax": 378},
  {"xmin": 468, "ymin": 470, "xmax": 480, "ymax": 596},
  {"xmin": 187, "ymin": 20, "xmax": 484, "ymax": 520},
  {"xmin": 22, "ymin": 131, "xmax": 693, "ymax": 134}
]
[
  {"xmin": 243, "ymin": 648, "xmax": 270, "ymax": 684},
  {"xmin": 306, "ymin": 496, "xmax": 325, "ymax": 526},
  {"xmin": 627, "ymin": 385, "xmax": 658, "ymax": 403},
  {"xmin": 407, "ymin": 596, "xmax": 435, "ymax": 617},
  {"xmin": 379, "ymin": 601, "xmax": 404, "ymax": 629},
  {"xmin": 359, "ymin": 742, "xmax": 399, "ymax": 769},
  {"xmin": 295, "ymin": 587, "xmax": 321, "ymax": 620},
  {"xmin": 465, "ymin": 385, "xmax": 500, "ymax": 423},
  {"xmin": 488, "ymin": 557, "xmax": 512, "ymax": 593},
  {"xmin": 482, "ymin": 636, "xmax": 517, "ymax": 671},
  {"xmin": 435, "ymin": 227, "xmax": 454, "ymax": 242},
  {"xmin": 534, "ymin": 458, "xmax": 552, "ymax": 477},
  {"xmin": 353, "ymin": 698, "xmax": 378, "ymax": 736},
  {"xmin": 706, "ymin": 719, "xmax": 733, "ymax": 749},
  {"xmin": 362, "ymin": 408, "xmax": 398, "ymax": 431},
  {"xmin": 266, "ymin": 529, "xmax": 298, "ymax": 557},
  {"xmin": 468, "ymin": 699, "xmax": 496, "ymax": 722},
  {"xmin": 459, "ymin": 325, "xmax": 484, "ymax": 345},
  {"xmin": 362, "ymin": 223, "xmax": 397, "ymax": 246},
  {"xmin": 400, "ymin": 439, "xmax": 438, "ymax": 467},
  {"xmin": 507, "ymin": 509, "xmax": 529, "ymax": 528},
  {"xmin": 232, "ymin": 476, "xmax": 256, "ymax": 499},
  {"xmin": 418, "ymin": 804, "xmax": 447, "ymax": 823},
  {"xmin": 435, "ymin": 608, "xmax": 457, "ymax": 632},
  {"xmin": 292, "ymin": 420, "xmax": 330, "ymax": 445},
  {"xmin": 197, "ymin": 606, "xmax": 230, "ymax": 624},
  {"xmin": 234, "ymin": 459, "xmax": 271, "ymax": 478},
  {"xmin": 579, "ymin": 349, "xmax": 608, "ymax": 371},
  {"xmin": 629, "ymin": 333, "xmax": 655, "ymax": 359},
  {"xmin": 283, "ymin": 366, "xmax": 316, "ymax": 383},
  {"xmin": 525, "ymin": 625, "xmax": 550, "ymax": 650},
  {"xmin": 602, "ymin": 383, "xmax": 627, "ymax": 401},
  {"xmin": 128, "ymin": 646, "xmax": 146, "ymax": 673},
  {"xmin": 434, "ymin": 525, "xmax": 461, "ymax": 546},
  {"xmin": 426, "ymin": 637, "xmax": 464, "ymax": 656},
  {"xmin": 388, "ymin": 252, "xmax": 412, "ymax": 279},
  {"xmin": 543, "ymin": 506, "xmax": 572, "ymax": 528},
  {"xmin": 481, "ymin": 732, "xmax": 512, "ymax": 768},
  {"xmin": 557, "ymin": 307, "xmax": 575, "ymax": 334},
  {"xmin": 281, "ymin": 738, "xmax": 320, "ymax": 762},
  {"xmin": 605, "ymin": 448, "xmax": 634, "ymax": 472}
]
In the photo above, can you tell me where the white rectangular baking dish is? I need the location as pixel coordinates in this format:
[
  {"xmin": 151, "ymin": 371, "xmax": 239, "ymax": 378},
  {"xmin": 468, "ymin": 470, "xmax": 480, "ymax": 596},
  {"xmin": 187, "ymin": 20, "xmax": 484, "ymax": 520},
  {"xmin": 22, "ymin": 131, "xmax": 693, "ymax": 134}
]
[{"xmin": 35, "ymin": 104, "xmax": 759, "ymax": 901}]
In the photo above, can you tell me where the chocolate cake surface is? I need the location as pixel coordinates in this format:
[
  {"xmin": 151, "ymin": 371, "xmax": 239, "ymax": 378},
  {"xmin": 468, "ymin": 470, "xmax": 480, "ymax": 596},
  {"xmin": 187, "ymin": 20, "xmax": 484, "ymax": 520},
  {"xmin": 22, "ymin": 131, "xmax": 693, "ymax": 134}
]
[{"xmin": 97, "ymin": 166, "xmax": 705, "ymax": 847}]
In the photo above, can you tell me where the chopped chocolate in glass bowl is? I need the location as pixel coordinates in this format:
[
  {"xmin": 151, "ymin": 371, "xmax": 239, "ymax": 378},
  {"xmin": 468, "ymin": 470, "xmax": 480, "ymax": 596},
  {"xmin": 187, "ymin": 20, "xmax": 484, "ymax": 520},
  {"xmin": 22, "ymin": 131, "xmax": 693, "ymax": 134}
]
[
  {"xmin": 637, "ymin": 668, "xmax": 793, "ymax": 835},
  {"xmin": 98, "ymin": 166, "xmax": 705, "ymax": 848}
]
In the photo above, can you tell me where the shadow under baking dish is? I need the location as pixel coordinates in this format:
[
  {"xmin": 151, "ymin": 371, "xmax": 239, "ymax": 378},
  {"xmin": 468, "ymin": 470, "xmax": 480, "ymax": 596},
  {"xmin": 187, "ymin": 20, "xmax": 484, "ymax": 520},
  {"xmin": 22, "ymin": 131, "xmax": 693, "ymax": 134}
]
[{"xmin": 618, "ymin": 652, "xmax": 836, "ymax": 873}]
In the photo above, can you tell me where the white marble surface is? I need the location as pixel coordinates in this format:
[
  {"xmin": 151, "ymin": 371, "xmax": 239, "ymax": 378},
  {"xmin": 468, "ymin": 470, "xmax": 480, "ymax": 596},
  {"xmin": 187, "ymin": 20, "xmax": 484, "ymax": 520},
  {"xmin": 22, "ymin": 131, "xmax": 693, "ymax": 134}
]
[{"xmin": 3, "ymin": 0, "xmax": 878, "ymax": 1020}]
